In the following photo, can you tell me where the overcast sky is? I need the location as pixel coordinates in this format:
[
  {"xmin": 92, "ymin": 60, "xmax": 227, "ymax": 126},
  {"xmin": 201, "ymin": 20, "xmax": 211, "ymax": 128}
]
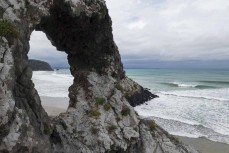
[{"xmin": 28, "ymin": 0, "xmax": 229, "ymax": 68}]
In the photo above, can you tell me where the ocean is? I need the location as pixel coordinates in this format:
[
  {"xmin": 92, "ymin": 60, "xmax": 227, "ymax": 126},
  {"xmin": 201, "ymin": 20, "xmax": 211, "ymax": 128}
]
[{"xmin": 32, "ymin": 69, "xmax": 229, "ymax": 144}]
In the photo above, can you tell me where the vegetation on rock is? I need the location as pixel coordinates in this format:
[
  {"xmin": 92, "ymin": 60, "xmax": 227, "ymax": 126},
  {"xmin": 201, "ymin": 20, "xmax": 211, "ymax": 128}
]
[
  {"xmin": 170, "ymin": 135, "xmax": 180, "ymax": 144},
  {"xmin": 115, "ymin": 116, "xmax": 121, "ymax": 122},
  {"xmin": 103, "ymin": 103, "xmax": 112, "ymax": 111},
  {"xmin": 43, "ymin": 122, "xmax": 51, "ymax": 135},
  {"xmin": 121, "ymin": 107, "xmax": 130, "ymax": 116},
  {"xmin": 149, "ymin": 121, "xmax": 157, "ymax": 131},
  {"xmin": 0, "ymin": 20, "xmax": 19, "ymax": 38},
  {"xmin": 90, "ymin": 127, "xmax": 99, "ymax": 135},
  {"xmin": 107, "ymin": 125, "xmax": 117, "ymax": 133},
  {"xmin": 89, "ymin": 110, "xmax": 101, "ymax": 119},
  {"xmin": 116, "ymin": 84, "xmax": 124, "ymax": 93},
  {"xmin": 95, "ymin": 97, "xmax": 106, "ymax": 106}
]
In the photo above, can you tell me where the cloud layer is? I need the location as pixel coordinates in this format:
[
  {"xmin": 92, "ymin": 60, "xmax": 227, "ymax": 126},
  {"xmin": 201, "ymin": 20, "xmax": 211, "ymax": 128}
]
[
  {"xmin": 106, "ymin": 0, "xmax": 229, "ymax": 61},
  {"xmin": 29, "ymin": 0, "xmax": 229, "ymax": 68}
]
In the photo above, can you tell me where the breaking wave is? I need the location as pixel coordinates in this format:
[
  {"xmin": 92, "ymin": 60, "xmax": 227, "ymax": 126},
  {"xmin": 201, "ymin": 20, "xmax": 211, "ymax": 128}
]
[{"xmin": 162, "ymin": 82, "xmax": 216, "ymax": 89}]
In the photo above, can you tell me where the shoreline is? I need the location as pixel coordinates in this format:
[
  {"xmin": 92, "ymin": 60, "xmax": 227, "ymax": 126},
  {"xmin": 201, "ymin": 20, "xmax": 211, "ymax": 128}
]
[
  {"xmin": 40, "ymin": 96, "xmax": 229, "ymax": 153},
  {"xmin": 177, "ymin": 136, "xmax": 229, "ymax": 153}
]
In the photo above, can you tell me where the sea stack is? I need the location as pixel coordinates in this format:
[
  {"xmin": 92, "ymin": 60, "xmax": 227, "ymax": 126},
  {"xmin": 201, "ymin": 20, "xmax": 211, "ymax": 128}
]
[{"xmin": 0, "ymin": 0, "xmax": 198, "ymax": 153}]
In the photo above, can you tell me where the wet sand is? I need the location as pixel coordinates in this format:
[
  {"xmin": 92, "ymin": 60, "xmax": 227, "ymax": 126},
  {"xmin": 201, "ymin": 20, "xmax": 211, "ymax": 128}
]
[
  {"xmin": 178, "ymin": 136, "xmax": 229, "ymax": 153},
  {"xmin": 40, "ymin": 96, "xmax": 69, "ymax": 116}
]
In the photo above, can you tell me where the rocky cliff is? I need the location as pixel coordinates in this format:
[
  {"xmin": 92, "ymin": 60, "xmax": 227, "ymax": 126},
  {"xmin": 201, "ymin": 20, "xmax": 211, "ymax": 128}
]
[
  {"xmin": 29, "ymin": 59, "xmax": 53, "ymax": 71},
  {"xmin": 0, "ymin": 0, "xmax": 199, "ymax": 153}
]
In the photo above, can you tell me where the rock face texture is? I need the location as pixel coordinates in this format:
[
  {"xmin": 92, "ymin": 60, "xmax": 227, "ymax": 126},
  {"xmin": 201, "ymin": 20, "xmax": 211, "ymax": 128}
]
[
  {"xmin": 0, "ymin": 0, "xmax": 199, "ymax": 153},
  {"xmin": 29, "ymin": 59, "xmax": 53, "ymax": 71}
]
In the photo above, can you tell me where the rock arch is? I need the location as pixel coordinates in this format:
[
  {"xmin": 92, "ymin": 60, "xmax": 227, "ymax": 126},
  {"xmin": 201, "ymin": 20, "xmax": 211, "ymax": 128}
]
[
  {"xmin": 0, "ymin": 0, "xmax": 198, "ymax": 153},
  {"xmin": 35, "ymin": 0, "xmax": 125, "ymax": 109}
]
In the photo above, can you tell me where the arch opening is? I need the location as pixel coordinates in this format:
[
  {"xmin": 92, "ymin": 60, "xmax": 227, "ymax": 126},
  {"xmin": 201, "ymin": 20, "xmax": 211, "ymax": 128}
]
[
  {"xmin": 23, "ymin": 0, "xmax": 124, "ymax": 117},
  {"xmin": 29, "ymin": 31, "xmax": 72, "ymax": 116}
]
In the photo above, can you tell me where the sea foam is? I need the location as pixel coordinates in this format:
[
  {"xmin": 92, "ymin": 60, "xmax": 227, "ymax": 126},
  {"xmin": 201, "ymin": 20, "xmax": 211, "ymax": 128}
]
[
  {"xmin": 32, "ymin": 71, "xmax": 73, "ymax": 98},
  {"xmin": 135, "ymin": 89, "xmax": 229, "ymax": 144}
]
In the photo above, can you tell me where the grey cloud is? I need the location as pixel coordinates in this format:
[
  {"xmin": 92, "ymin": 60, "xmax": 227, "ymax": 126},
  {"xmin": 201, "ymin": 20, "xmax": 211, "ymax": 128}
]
[
  {"xmin": 28, "ymin": 0, "xmax": 229, "ymax": 68},
  {"xmin": 28, "ymin": 31, "xmax": 69, "ymax": 68},
  {"xmin": 106, "ymin": 0, "xmax": 229, "ymax": 62},
  {"xmin": 123, "ymin": 59, "xmax": 229, "ymax": 69}
]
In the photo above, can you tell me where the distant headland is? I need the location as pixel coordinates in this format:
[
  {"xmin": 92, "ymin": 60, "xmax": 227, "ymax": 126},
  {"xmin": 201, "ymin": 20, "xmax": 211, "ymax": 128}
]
[{"xmin": 29, "ymin": 59, "xmax": 53, "ymax": 71}]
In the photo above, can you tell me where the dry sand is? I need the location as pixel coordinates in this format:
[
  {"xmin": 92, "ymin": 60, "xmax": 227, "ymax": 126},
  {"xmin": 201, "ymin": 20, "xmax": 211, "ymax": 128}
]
[{"xmin": 40, "ymin": 96, "xmax": 229, "ymax": 153}]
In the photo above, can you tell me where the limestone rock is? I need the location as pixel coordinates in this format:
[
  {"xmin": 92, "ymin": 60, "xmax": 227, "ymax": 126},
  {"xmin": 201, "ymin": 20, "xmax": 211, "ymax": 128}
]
[{"xmin": 0, "ymin": 0, "xmax": 199, "ymax": 153}]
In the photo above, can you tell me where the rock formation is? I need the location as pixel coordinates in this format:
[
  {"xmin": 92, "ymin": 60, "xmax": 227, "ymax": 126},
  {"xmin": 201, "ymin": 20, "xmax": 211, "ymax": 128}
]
[
  {"xmin": 29, "ymin": 59, "xmax": 53, "ymax": 71},
  {"xmin": 0, "ymin": 0, "xmax": 199, "ymax": 153}
]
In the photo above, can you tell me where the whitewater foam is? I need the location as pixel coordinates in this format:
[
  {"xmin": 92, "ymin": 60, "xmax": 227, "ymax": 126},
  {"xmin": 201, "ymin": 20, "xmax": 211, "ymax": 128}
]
[
  {"xmin": 161, "ymin": 88, "xmax": 229, "ymax": 102},
  {"xmin": 32, "ymin": 71, "xmax": 73, "ymax": 97},
  {"xmin": 135, "ymin": 89, "xmax": 229, "ymax": 144},
  {"xmin": 173, "ymin": 81, "xmax": 197, "ymax": 88},
  {"xmin": 162, "ymin": 82, "xmax": 217, "ymax": 89},
  {"xmin": 147, "ymin": 116, "xmax": 229, "ymax": 144}
]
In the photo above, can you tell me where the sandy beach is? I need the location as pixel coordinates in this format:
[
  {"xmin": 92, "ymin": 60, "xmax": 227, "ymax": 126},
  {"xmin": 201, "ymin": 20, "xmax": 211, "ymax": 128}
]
[{"xmin": 41, "ymin": 96, "xmax": 69, "ymax": 116}]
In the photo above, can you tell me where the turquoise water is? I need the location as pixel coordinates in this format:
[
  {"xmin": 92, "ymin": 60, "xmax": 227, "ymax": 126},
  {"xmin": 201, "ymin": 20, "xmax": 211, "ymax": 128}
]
[
  {"xmin": 125, "ymin": 69, "xmax": 229, "ymax": 91},
  {"xmin": 126, "ymin": 69, "xmax": 229, "ymax": 144},
  {"xmin": 32, "ymin": 68, "xmax": 229, "ymax": 144}
]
